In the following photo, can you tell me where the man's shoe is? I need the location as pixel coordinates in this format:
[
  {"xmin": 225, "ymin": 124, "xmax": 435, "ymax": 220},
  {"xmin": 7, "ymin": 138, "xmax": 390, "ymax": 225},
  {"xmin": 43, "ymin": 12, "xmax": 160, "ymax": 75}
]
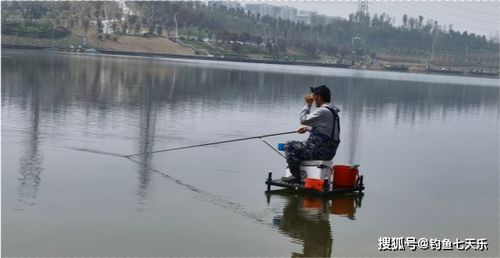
[
  {"xmin": 281, "ymin": 175, "xmax": 302, "ymax": 184},
  {"xmin": 281, "ymin": 175, "xmax": 296, "ymax": 182}
]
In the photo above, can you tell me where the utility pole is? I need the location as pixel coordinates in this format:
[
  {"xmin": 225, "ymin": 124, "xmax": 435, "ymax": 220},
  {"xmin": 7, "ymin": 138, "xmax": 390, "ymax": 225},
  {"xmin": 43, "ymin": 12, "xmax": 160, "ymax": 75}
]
[
  {"xmin": 263, "ymin": 26, "xmax": 268, "ymax": 45},
  {"xmin": 431, "ymin": 40, "xmax": 435, "ymax": 62},
  {"xmin": 153, "ymin": 2, "xmax": 156, "ymax": 24},
  {"xmin": 431, "ymin": 32, "xmax": 439, "ymax": 63},
  {"xmin": 465, "ymin": 45, "xmax": 469, "ymax": 63},
  {"xmin": 51, "ymin": 25, "xmax": 55, "ymax": 47},
  {"xmin": 152, "ymin": 1, "xmax": 157, "ymax": 31},
  {"xmin": 174, "ymin": 12, "xmax": 179, "ymax": 39},
  {"xmin": 358, "ymin": 0, "xmax": 368, "ymax": 18},
  {"xmin": 352, "ymin": 0, "xmax": 369, "ymax": 55}
]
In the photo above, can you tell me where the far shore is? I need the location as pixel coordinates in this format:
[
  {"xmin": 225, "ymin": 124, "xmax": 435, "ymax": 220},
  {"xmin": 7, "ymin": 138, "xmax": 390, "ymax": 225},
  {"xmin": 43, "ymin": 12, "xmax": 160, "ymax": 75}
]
[{"xmin": 2, "ymin": 43, "xmax": 499, "ymax": 80}]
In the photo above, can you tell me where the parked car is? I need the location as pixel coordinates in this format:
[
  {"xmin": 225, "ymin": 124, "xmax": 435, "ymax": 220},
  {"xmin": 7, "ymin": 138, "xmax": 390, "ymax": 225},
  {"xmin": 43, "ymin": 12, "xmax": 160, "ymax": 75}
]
[{"xmin": 83, "ymin": 48, "xmax": 98, "ymax": 54}]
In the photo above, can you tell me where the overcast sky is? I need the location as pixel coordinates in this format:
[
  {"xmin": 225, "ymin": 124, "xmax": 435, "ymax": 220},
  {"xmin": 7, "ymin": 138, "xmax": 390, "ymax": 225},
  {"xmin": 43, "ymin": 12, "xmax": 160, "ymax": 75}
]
[{"xmin": 242, "ymin": 1, "xmax": 499, "ymax": 39}]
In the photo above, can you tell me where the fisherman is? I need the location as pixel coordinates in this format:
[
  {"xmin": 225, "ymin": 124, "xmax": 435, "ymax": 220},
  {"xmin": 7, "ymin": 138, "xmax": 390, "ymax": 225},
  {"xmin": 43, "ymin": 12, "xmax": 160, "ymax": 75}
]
[{"xmin": 282, "ymin": 85, "xmax": 341, "ymax": 183}]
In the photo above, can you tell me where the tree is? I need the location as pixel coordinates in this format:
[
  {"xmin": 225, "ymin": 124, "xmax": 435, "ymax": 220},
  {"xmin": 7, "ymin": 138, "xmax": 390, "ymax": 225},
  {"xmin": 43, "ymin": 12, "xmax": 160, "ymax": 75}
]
[
  {"xmin": 134, "ymin": 23, "xmax": 141, "ymax": 34},
  {"xmin": 97, "ymin": 19, "xmax": 103, "ymax": 33},
  {"xmin": 156, "ymin": 24, "xmax": 163, "ymax": 36},
  {"xmin": 402, "ymin": 14, "xmax": 408, "ymax": 29},
  {"xmin": 277, "ymin": 38, "xmax": 287, "ymax": 57},
  {"xmin": 114, "ymin": 12, "xmax": 122, "ymax": 23},
  {"xmin": 23, "ymin": 2, "xmax": 49, "ymax": 20},
  {"xmin": 122, "ymin": 22, "xmax": 128, "ymax": 33},
  {"xmin": 111, "ymin": 22, "xmax": 117, "ymax": 33},
  {"xmin": 266, "ymin": 40, "xmax": 274, "ymax": 56},
  {"xmin": 93, "ymin": 2, "xmax": 103, "ymax": 19},
  {"xmin": 82, "ymin": 17, "xmax": 90, "ymax": 35},
  {"xmin": 68, "ymin": 16, "xmax": 76, "ymax": 30},
  {"xmin": 239, "ymin": 32, "xmax": 250, "ymax": 43},
  {"xmin": 408, "ymin": 17, "xmax": 416, "ymax": 30},
  {"xmin": 128, "ymin": 15, "xmax": 137, "ymax": 26},
  {"xmin": 339, "ymin": 45, "xmax": 351, "ymax": 56},
  {"xmin": 232, "ymin": 42, "xmax": 241, "ymax": 53}
]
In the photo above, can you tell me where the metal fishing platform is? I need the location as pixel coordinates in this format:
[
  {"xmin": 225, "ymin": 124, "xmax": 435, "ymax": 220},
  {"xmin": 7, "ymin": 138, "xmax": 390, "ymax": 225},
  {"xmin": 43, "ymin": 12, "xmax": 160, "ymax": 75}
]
[{"xmin": 265, "ymin": 172, "xmax": 365, "ymax": 197}]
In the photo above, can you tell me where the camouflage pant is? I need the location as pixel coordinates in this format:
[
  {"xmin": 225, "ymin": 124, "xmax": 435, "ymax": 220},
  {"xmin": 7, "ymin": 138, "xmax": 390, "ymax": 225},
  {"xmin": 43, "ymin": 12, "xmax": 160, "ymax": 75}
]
[{"xmin": 285, "ymin": 128, "xmax": 338, "ymax": 177}]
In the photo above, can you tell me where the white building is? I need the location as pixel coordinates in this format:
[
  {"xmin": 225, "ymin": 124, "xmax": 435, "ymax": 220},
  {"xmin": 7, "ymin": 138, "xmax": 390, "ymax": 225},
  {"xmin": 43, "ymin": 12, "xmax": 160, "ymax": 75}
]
[
  {"xmin": 275, "ymin": 6, "xmax": 297, "ymax": 21},
  {"xmin": 119, "ymin": 0, "xmax": 134, "ymax": 16},
  {"xmin": 296, "ymin": 10, "xmax": 315, "ymax": 24},
  {"xmin": 245, "ymin": 4, "xmax": 311, "ymax": 24},
  {"xmin": 245, "ymin": 3, "xmax": 275, "ymax": 18}
]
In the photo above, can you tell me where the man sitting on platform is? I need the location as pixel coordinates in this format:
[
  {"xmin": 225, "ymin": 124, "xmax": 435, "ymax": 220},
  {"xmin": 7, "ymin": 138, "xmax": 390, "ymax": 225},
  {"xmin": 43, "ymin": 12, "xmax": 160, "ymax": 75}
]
[{"xmin": 282, "ymin": 85, "xmax": 341, "ymax": 183}]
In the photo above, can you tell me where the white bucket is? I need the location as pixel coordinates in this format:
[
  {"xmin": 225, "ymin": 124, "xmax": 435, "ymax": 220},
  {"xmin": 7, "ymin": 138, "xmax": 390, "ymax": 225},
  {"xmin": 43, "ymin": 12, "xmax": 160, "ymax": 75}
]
[{"xmin": 285, "ymin": 160, "xmax": 333, "ymax": 182}]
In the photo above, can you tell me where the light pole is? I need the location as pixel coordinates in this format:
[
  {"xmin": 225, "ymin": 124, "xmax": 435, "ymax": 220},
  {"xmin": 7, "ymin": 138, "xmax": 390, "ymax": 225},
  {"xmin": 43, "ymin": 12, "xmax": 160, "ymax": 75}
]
[
  {"xmin": 431, "ymin": 40, "xmax": 435, "ymax": 62},
  {"xmin": 431, "ymin": 33, "xmax": 438, "ymax": 63},
  {"xmin": 465, "ymin": 45, "xmax": 469, "ymax": 63},
  {"xmin": 174, "ymin": 12, "xmax": 179, "ymax": 39}
]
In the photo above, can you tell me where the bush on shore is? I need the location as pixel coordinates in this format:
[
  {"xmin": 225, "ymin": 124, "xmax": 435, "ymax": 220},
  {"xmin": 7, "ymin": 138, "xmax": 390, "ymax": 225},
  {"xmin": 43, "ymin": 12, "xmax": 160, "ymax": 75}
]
[{"xmin": 2, "ymin": 19, "xmax": 70, "ymax": 39}]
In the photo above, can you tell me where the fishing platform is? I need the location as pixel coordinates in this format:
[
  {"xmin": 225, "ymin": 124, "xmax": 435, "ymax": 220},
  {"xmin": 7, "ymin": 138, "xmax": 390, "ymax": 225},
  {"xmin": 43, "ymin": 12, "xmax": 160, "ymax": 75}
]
[{"xmin": 265, "ymin": 171, "xmax": 365, "ymax": 197}]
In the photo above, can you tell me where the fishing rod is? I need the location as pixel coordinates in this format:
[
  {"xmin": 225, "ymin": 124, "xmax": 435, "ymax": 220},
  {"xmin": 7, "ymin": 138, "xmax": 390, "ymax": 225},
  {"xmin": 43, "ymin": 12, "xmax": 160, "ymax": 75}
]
[{"xmin": 125, "ymin": 130, "xmax": 296, "ymax": 157}]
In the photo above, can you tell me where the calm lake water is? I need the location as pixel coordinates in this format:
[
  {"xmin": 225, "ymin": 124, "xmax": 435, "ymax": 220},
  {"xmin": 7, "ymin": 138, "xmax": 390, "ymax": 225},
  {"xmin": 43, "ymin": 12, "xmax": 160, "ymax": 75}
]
[{"xmin": 2, "ymin": 49, "xmax": 499, "ymax": 257}]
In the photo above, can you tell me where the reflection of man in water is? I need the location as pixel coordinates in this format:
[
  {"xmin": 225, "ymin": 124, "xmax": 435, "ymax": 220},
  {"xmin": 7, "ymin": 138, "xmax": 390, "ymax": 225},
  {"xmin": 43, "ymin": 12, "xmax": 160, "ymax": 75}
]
[
  {"xmin": 274, "ymin": 195, "xmax": 333, "ymax": 257},
  {"xmin": 283, "ymin": 85, "xmax": 341, "ymax": 183}
]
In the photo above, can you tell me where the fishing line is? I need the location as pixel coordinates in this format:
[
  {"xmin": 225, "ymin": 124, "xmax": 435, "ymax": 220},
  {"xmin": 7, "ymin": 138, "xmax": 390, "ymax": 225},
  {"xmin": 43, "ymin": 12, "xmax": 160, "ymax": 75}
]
[
  {"xmin": 259, "ymin": 138, "xmax": 286, "ymax": 159},
  {"xmin": 125, "ymin": 155, "xmax": 274, "ymax": 227},
  {"xmin": 66, "ymin": 146, "xmax": 276, "ymax": 226},
  {"xmin": 66, "ymin": 130, "xmax": 297, "ymax": 227}
]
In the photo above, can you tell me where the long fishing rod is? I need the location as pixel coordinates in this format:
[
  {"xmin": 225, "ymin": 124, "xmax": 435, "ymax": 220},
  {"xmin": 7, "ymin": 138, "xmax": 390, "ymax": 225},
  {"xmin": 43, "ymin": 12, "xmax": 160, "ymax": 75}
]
[{"xmin": 125, "ymin": 131, "xmax": 296, "ymax": 157}]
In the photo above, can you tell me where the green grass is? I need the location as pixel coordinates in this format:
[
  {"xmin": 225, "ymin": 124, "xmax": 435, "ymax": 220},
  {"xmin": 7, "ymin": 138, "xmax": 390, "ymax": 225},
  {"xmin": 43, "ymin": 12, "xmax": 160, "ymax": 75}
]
[
  {"xmin": 179, "ymin": 27, "xmax": 212, "ymax": 40},
  {"xmin": 184, "ymin": 39, "xmax": 220, "ymax": 54},
  {"xmin": 288, "ymin": 54, "xmax": 321, "ymax": 61},
  {"xmin": 2, "ymin": 33, "xmax": 88, "ymax": 48}
]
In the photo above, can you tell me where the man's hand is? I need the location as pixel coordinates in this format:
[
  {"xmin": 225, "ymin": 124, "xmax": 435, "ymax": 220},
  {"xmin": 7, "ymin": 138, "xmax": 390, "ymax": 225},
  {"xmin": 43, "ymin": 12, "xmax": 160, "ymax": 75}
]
[
  {"xmin": 297, "ymin": 126, "xmax": 309, "ymax": 134},
  {"xmin": 304, "ymin": 94, "xmax": 314, "ymax": 106}
]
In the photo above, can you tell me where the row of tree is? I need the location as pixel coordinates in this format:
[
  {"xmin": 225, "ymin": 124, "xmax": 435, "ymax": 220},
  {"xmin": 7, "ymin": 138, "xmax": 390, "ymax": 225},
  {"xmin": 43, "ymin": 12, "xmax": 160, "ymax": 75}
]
[
  {"xmin": 129, "ymin": 1, "xmax": 499, "ymax": 59},
  {"xmin": 2, "ymin": 1, "xmax": 498, "ymax": 63}
]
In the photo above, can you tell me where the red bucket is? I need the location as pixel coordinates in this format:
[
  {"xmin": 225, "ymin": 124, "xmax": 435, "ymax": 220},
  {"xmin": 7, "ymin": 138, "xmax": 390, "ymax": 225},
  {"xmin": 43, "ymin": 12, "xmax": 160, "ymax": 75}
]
[
  {"xmin": 330, "ymin": 197, "xmax": 356, "ymax": 216},
  {"xmin": 303, "ymin": 198, "xmax": 323, "ymax": 209},
  {"xmin": 304, "ymin": 178, "xmax": 324, "ymax": 191},
  {"xmin": 333, "ymin": 165, "xmax": 359, "ymax": 187}
]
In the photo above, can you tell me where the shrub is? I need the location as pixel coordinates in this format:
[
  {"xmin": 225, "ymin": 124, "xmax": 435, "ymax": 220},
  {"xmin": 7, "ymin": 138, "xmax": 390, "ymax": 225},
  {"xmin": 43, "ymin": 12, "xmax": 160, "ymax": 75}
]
[{"xmin": 1, "ymin": 20, "xmax": 70, "ymax": 38}]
